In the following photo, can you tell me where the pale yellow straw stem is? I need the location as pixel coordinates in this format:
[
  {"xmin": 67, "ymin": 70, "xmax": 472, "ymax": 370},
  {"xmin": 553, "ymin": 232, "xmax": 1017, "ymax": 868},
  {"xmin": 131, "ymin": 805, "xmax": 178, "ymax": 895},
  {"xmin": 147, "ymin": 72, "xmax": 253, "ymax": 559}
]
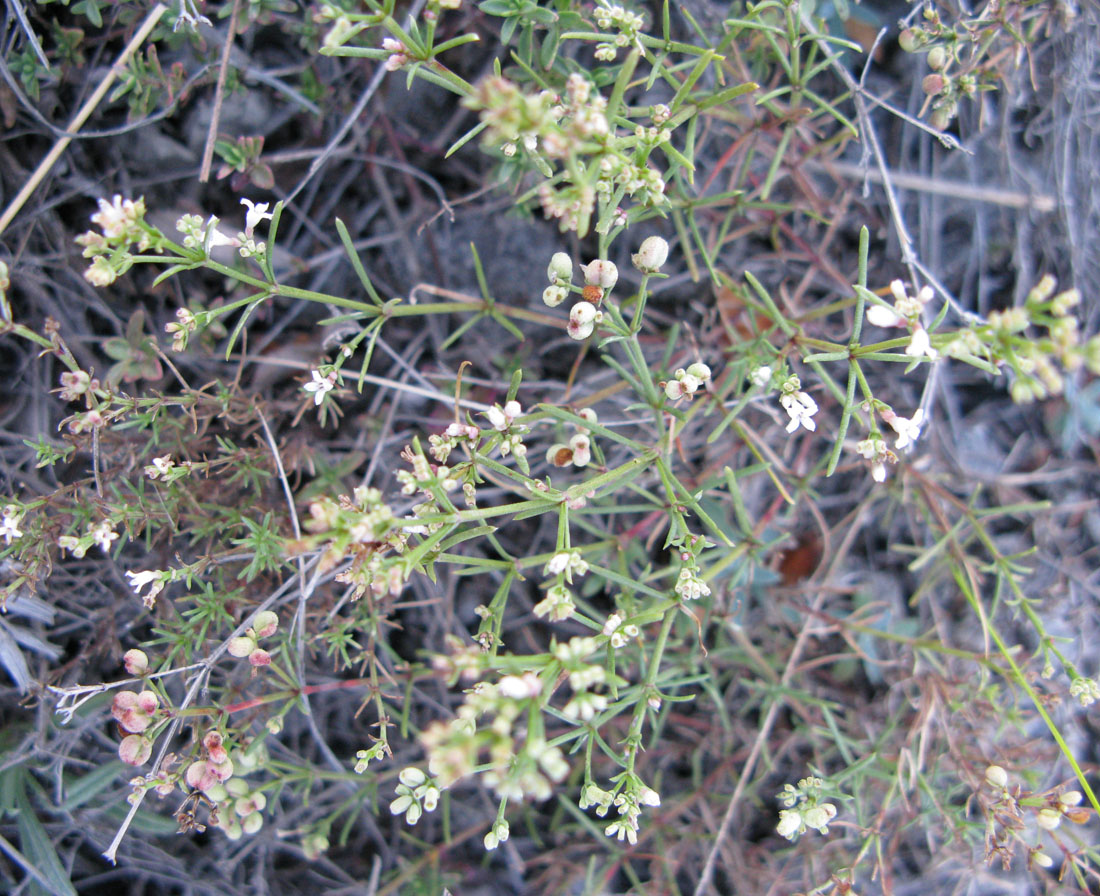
[{"xmin": 0, "ymin": 4, "xmax": 168, "ymax": 237}]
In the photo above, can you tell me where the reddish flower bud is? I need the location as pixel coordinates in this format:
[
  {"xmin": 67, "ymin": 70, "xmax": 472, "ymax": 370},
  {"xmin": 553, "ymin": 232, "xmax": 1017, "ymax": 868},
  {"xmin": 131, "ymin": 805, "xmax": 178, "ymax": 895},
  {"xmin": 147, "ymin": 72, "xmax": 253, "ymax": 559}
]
[
  {"xmin": 119, "ymin": 734, "xmax": 152, "ymax": 766},
  {"xmin": 248, "ymin": 648, "xmax": 272, "ymax": 667}
]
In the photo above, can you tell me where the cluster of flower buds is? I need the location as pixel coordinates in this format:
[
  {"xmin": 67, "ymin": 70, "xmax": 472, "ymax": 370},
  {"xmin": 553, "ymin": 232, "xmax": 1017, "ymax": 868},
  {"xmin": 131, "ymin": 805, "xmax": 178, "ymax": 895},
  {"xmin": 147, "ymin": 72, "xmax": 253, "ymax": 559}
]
[
  {"xmin": 557, "ymin": 634, "xmax": 609, "ymax": 721},
  {"xmin": 484, "ymin": 399, "xmax": 529, "ymax": 462},
  {"xmin": 1070, "ymin": 676, "xmax": 1100, "ymax": 706},
  {"xmin": 227, "ymin": 610, "xmax": 279, "ymax": 668},
  {"xmin": 75, "ymin": 196, "xmax": 151, "ymax": 287},
  {"xmin": 354, "ymin": 742, "xmax": 388, "ymax": 773},
  {"xmin": 164, "ymin": 307, "xmax": 198, "ymax": 352},
  {"xmin": 594, "ymin": 0, "xmax": 647, "ymax": 60},
  {"xmin": 856, "ymin": 434, "xmax": 894, "ymax": 483},
  {"xmin": 484, "ymin": 819, "xmax": 511, "ymax": 851},
  {"xmin": 663, "ymin": 361, "xmax": 711, "ymax": 401},
  {"xmin": 429, "ymin": 421, "xmax": 480, "ymax": 464},
  {"xmin": 673, "ymin": 533, "xmax": 712, "ymax": 601},
  {"xmin": 601, "ymin": 612, "xmax": 640, "ymax": 649},
  {"xmin": 186, "ymin": 731, "xmax": 235, "ymax": 795},
  {"xmin": 980, "ymin": 764, "xmax": 1092, "ymax": 870},
  {"xmin": 580, "ymin": 774, "xmax": 661, "ymax": 846},
  {"xmin": 390, "ymin": 767, "xmax": 442, "ymax": 825},
  {"xmin": 776, "ymin": 776, "xmax": 838, "ymax": 840}
]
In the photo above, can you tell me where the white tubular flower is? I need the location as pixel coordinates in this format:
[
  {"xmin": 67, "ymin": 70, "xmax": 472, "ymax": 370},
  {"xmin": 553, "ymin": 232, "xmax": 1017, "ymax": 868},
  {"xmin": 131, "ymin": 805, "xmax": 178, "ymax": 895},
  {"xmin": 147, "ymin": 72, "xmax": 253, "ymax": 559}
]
[
  {"xmin": 750, "ymin": 365, "xmax": 773, "ymax": 387},
  {"xmin": 0, "ymin": 506, "xmax": 24, "ymax": 544},
  {"xmin": 886, "ymin": 408, "xmax": 925, "ymax": 450},
  {"xmin": 126, "ymin": 570, "xmax": 166, "ymax": 608},
  {"xmin": 90, "ymin": 520, "xmax": 118, "ymax": 552},
  {"xmin": 776, "ymin": 808, "xmax": 802, "ymax": 840},
  {"xmin": 779, "ymin": 390, "xmax": 818, "ymax": 433},
  {"xmin": 486, "ymin": 400, "xmax": 521, "ymax": 431},
  {"xmin": 497, "ymin": 672, "xmax": 541, "ymax": 699},
  {"xmin": 905, "ymin": 325, "xmax": 938, "ymax": 360},
  {"xmin": 631, "ymin": 236, "xmax": 669, "ymax": 273},
  {"xmin": 1036, "ymin": 808, "xmax": 1062, "ymax": 831},
  {"xmin": 240, "ymin": 198, "xmax": 274, "ymax": 237},
  {"xmin": 866, "ymin": 304, "xmax": 903, "ymax": 328}
]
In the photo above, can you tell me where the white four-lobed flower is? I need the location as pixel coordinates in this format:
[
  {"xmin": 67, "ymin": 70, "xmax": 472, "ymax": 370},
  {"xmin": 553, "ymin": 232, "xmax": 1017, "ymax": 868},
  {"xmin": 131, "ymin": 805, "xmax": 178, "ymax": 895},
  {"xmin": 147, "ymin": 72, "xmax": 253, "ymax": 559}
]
[
  {"xmin": 780, "ymin": 390, "xmax": 818, "ymax": 433},
  {"xmin": 303, "ymin": 370, "xmax": 337, "ymax": 405}
]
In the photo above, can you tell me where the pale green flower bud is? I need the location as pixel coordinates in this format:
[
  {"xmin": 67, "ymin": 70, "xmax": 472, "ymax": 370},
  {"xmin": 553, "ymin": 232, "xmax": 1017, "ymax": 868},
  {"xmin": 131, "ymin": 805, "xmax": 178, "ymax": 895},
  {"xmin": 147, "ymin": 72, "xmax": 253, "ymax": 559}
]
[
  {"xmin": 1036, "ymin": 807, "xmax": 1062, "ymax": 830},
  {"xmin": 252, "ymin": 611, "xmax": 279, "ymax": 639},
  {"xmin": 686, "ymin": 362, "xmax": 711, "ymax": 382},
  {"xmin": 776, "ymin": 808, "xmax": 802, "ymax": 839},
  {"xmin": 547, "ymin": 252, "xmax": 573, "ymax": 284}
]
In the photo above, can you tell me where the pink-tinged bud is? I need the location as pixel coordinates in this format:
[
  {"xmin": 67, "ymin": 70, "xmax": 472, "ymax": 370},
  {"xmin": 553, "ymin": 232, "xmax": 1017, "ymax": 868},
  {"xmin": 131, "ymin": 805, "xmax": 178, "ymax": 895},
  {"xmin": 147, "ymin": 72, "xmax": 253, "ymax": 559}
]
[
  {"xmin": 112, "ymin": 690, "xmax": 155, "ymax": 733},
  {"xmin": 248, "ymin": 648, "xmax": 272, "ymax": 667},
  {"xmin": 252, "ymin": 611, "xmax": 279, "ymax": 639},
  {"xmin": 235, "ymin": 792, "xmax": 267, "ymax": 816},
  {"xmin": 227, "ymin": 636, "xmax": 256, "ymax": 658},
  {"xmin": 119, "ymin": 734, "xmax": 152, "ymax": 766},
  {"xmin": 112, "ymin": 690, "xmax": 139, "ymax": 719},
  {"xmin": 204, "ymin": 731, "xmax": 229, "ymax": 764},
  {"xmin": 123, "ymin": 649, "xmax": 149, "ymax": 675},
  {"xmin": 922, "ymin": 74, "xmax": 945, "ymax": 96},
  {"xmin": 580, "ymin": 259, "xmax": 618, "ymax": 290},
  {"xmin": 186, "ymin": 760, "xmax": 209, "ymax": 789},
  {"xmin": 686, "ymin": 362, "xmax": 711, "ymax": 382},
  {"xmin": 208, "ymin": 757, "xmax": 234, "ymax": 781}
]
